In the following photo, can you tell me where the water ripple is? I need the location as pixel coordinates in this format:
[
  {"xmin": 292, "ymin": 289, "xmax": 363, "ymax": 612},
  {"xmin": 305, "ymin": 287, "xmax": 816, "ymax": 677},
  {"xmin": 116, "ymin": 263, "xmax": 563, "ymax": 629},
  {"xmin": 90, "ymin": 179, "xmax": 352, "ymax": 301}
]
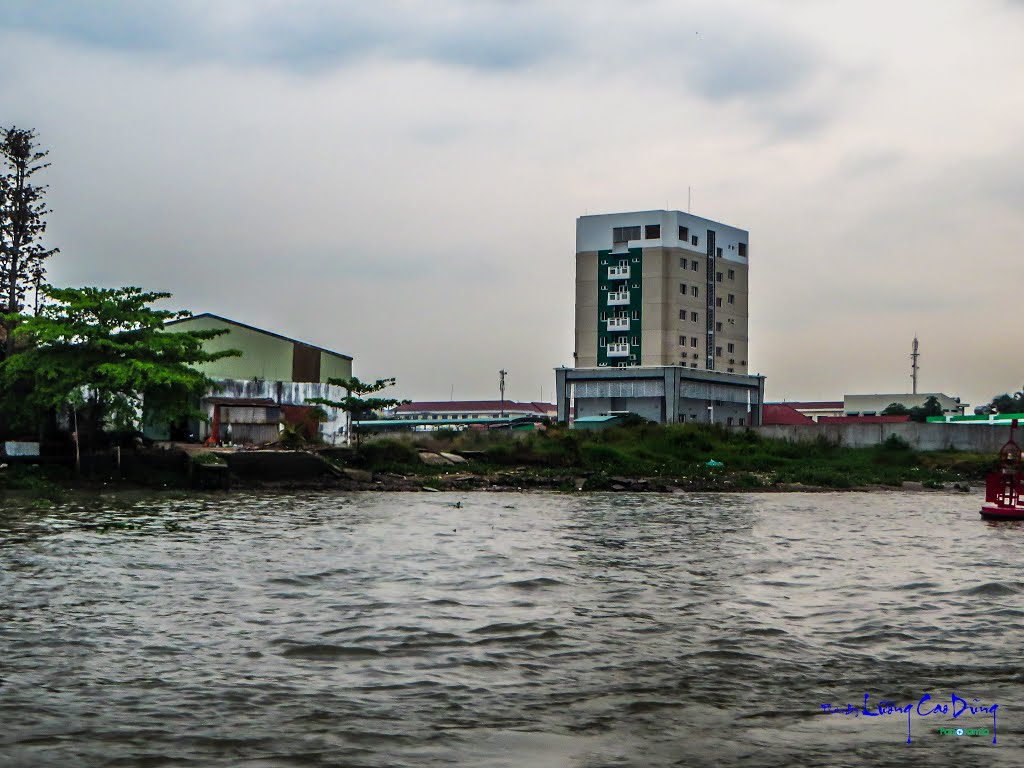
[{"xmin": 1, "ymin": 490, "xmax": 1022, "ymax": 766}]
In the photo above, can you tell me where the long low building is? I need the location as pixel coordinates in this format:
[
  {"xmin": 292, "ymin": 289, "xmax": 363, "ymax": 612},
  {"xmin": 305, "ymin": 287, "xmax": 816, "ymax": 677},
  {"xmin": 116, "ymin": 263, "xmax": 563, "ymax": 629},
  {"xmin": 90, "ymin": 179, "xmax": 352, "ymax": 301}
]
[
  {"xmin": 843, "ymin": 392, "xmax": 966, "ymax": 416},
  {"xmin": 390, "ymin": 400, "xmax": 557, "ymax": 421},
  {"xmin": 555, "ymin": 365, "xmax": 765, "ymax": 426}
]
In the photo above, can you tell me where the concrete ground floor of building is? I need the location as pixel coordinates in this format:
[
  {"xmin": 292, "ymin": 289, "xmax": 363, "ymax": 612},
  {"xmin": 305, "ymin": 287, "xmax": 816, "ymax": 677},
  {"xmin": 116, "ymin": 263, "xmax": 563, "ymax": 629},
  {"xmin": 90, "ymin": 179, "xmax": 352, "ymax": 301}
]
[{"xmin": 555, "ymin": 366, "xmax": 765, "ymax": 427}]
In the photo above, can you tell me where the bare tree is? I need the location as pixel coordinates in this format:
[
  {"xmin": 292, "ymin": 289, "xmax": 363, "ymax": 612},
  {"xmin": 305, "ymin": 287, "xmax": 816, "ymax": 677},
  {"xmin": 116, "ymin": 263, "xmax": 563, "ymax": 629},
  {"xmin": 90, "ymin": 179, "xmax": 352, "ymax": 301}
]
[{"xmin": 1, "ymin": 127, "xmax": 59, "ymax": 359}]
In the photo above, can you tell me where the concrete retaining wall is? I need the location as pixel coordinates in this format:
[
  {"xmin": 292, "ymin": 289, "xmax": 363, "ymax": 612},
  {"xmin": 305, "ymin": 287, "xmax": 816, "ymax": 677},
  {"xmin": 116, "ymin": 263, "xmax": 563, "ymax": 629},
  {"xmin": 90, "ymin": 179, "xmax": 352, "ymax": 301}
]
[{"xmin": 753, "ymin": 423, "xmax": 1008, "ymax": 453}]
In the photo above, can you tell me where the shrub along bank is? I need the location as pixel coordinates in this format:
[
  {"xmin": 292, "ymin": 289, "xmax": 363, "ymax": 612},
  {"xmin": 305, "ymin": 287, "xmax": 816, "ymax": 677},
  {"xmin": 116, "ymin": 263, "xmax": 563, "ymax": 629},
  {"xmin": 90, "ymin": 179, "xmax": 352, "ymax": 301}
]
[
  {"xmin": 349, "ymin": 423, "xmax": 993, "ymax": 491},
  {"xmin": 1, "ymin": 424, "xmax": 995, "ymax": 497}
]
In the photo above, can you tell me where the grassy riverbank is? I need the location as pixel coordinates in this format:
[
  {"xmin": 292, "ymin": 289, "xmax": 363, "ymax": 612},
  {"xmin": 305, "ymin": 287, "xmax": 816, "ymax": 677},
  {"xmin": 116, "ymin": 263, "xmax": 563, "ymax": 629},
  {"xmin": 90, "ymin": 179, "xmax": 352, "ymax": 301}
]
[
  {"xmin": 1, "ymin": 423, "xmax": 996, "ymax": 497},
  {"xmin": 338, "ymin": 423, "xmax": 992, "ymax": 492}
]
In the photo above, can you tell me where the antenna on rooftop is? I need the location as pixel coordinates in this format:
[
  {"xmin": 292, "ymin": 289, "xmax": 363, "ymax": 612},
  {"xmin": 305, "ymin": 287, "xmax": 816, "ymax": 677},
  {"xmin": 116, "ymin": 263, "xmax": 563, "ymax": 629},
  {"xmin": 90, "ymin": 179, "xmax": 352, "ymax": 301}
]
[
  {"xmin": 910, "ymin": 336, "xmax": 920, "ymax": 394},
  {"xmin": 499, "ymin": 369, "xmax": 507, "ymax": 418}
]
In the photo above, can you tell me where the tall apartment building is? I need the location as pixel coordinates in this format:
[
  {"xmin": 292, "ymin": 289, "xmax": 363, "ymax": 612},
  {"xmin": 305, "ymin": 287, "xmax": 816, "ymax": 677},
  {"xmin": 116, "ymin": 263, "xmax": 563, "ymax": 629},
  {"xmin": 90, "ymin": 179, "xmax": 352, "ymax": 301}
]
[{"xmin": 575, "ymin": 210, "xmax": 750, "ymax": 373}]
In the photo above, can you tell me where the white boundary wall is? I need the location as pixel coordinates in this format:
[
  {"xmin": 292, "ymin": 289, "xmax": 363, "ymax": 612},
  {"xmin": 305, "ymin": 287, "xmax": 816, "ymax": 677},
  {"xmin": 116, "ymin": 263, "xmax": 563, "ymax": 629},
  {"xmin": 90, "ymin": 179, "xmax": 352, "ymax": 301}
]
[{"xmin": 753, "ymin": 423, "xmax": 1008, "ymax": 453}]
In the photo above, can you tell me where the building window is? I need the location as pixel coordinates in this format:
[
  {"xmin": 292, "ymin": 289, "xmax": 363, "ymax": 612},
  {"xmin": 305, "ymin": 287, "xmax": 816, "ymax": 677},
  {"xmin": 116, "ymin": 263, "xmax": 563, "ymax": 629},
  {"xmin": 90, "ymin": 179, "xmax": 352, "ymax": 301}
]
[
  {"xmin": 727, "ymin": 368, "xmax": 734, "ymax": 373},
  {"xmin": 739, "ymin": 418, "xmax": 745, "ymax": 426},
  {"xmin": 715, "ymin": 346, "xmax": 722, "ymax": 356},
  {"xmin": 691, "ymin": 311, "xmax": 698, "ymax": 322},
  {"xmin": 690, "ymin": 336, "xmax": 698, "ymax": 347},
  {"xmin": 728, "ymin": 343, "xmax": 735, "ymax": 353},
  {"xmin": 631, "ymin": 336, "xmax": 638, "ymax": 345},
  {"xmin": 679, "ymin": 257, "xmax": 686, "ymax": 269},
  {"xmin": 691, "ymin": 362, "xmax": 697, "ymax": 368},
  {"xmin": 716, "ymin": 298, "xmax": 722, "ymax": 307},
  {"xmin": 716, "ymin": 272, "xmax": 722, "ymax": 282},
  {"xmin": 691, "ymin": 286, "xmax": 698, "ymax": 297},
  {"xmin": 738, "ymin": 243, "xmax": 747, "ymax": 257},
  {"xmin": 716, "ymin": 322, "xmax": 722, "ymax": 332},
  {"xmin": 600, "ymin": 338, "xmax": 606, "ymax": 347},
  {"xmin": 691, "ymin": 235, "xmax": 698, "ymax": 246},
  {"xmin": 716, "ymin": 247, "xmax": 723, "ymax": 257},
  {"xmin": 680, "ymin": 283, "xmax": 687, "ymax": 294},
  {"xmin": 645, "ymin": 224, "xmax": 661, "ymax": 239},
  {"xmin": 728, "ymin": 269, "xmax": 735, "ymax": 280},
  {"xmin": 679, "ymin": 225, "xmax": 689, "ymax": 240},
  {"xmin": 632, "ymin": 310, "xmax": 639, "ymax": 319},
  {"xmin": 600, "ymin": 312, "xmax": 606, "ymax": 320},
  {"xmin": 691, "ymin": 260, "xmax": 699, "ymax": 271},
  {"xmin": 728, "ymin": 294, "xmax": 735, "ymax": 305},
  {"xmin": 679, "ymin": 310, "xmax": 686, "ymax": 321},
  {"xmin": 613, "ymin": 225, "xmax": 640, "ymax": 243}
]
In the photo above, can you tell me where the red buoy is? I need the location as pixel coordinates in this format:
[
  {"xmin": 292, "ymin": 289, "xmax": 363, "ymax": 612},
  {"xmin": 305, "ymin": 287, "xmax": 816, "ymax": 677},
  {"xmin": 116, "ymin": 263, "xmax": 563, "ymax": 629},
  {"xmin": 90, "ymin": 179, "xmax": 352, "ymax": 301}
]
[{"xmin": 981, "ymin": 419, "xmax": 1024, "ymax": 521}]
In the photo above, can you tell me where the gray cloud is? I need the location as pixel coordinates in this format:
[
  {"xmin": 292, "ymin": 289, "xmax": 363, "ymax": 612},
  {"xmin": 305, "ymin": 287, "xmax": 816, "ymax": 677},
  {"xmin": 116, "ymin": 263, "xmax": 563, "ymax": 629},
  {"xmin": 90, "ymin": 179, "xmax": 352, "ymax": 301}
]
[
  {"xmin": 687, "ymin": 33, "xmax": 818, "ymax": 102},
  {"xmin": 1, "ymin": 0, "xmax": 567, "ymax": 73},
  {"xmin": 6, "ymin": 0, "xmax": 1019, "ymax": 409}
]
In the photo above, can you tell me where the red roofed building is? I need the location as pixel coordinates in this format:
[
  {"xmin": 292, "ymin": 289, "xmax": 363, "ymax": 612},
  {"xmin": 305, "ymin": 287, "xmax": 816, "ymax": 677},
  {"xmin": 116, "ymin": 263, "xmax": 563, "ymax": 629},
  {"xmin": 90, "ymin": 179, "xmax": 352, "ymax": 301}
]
[
  {"xmin": 774, "ymin": 401, "xmax": 844, "ymax": 422},
  {"xmin": 761, "ymin": 403, "xmax": 816, "ymax": 425}
]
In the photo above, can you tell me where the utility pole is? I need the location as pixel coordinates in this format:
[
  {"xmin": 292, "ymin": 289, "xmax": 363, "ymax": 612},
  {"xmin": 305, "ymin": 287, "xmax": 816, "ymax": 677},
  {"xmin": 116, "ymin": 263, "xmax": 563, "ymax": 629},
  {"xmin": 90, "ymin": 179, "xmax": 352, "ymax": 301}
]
[
  {"xmin": 910, "ymin": 336, "xmax": 920, "ymax": 395},
  {"xmin": 499, "ymin": 369, "xmax": 507, "ymax": 418}
]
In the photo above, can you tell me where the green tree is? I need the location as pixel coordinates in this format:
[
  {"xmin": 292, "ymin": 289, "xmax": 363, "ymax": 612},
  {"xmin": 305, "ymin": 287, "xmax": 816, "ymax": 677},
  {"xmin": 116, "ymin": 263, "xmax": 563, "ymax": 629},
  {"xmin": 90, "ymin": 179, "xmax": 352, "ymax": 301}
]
[
  {"xmin": 308, "ymin": 376, "xmax": 408, "ymax": 445},
  {"xmin": 881, "ymin": 402, "xmax": 910, "ymax": 416},
  {"xmin": 1, "ymin": 127, "xmax": 59, "ymax": 359},
  {"xmin": 908, "ymin": 395, "xmax": 943, "ymax": 423},
  {"xmin": 988, "ymin": 388, "xmax": 1024, "ymax": 414},
  {"xmin": 0, "ymin": 286, "xmax": 239, "ymax": 452}
]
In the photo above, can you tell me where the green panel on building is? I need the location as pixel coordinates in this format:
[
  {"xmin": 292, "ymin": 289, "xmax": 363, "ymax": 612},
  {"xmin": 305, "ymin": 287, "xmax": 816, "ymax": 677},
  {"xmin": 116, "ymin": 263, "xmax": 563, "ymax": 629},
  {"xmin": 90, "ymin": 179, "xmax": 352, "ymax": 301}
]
[{"xmin": 596, "ymin": 248, "xmax": 642, "ymax": 367}]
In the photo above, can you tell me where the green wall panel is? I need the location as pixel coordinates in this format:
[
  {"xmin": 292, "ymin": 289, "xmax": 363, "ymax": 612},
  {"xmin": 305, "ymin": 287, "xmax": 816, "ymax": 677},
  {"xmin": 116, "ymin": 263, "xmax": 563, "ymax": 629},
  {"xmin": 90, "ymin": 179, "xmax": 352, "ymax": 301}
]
[{"xmin": 596, "ymin": 248, "xmax": 642, "ymax": 367}]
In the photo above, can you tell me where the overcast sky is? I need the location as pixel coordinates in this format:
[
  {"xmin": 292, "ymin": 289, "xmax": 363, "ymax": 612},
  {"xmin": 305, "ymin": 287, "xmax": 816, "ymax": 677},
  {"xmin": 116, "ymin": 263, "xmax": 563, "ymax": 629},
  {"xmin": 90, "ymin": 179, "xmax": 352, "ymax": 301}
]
[{"xmin": 3, "ymin": 0, "xmax": 1023, "ymax": 408}]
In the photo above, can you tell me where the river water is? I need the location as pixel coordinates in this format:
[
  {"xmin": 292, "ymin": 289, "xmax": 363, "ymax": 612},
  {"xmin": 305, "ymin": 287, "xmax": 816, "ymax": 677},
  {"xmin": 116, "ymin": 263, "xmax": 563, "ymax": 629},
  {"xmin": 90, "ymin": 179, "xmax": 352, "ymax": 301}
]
[{"xmin": 1, "ymin": 490, "xmax": 1021, "ymax": 767}]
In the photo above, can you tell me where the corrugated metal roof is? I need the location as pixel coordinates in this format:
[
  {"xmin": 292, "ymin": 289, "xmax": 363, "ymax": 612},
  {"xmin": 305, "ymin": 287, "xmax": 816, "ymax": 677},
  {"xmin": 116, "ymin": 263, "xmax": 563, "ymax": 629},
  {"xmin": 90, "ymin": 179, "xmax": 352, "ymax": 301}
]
[
  {"xmin": 818, "ymin": 415, "xmax": 911, "ymax": 424},
  {"xmin": 770, "ymin": 401, "xmax": 843, "ymax": 409}
]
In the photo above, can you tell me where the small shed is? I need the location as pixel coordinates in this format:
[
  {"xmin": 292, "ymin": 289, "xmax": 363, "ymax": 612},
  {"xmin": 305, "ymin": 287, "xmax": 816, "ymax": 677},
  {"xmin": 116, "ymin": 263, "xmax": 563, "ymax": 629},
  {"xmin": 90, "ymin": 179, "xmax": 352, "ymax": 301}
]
[
  {"xmin": 570, "ymin": 414, "xmax": 631, "ymax": 431},
  {"xmin": 207, "ymin": 397, "xmax": 281, "ymax": 445}
]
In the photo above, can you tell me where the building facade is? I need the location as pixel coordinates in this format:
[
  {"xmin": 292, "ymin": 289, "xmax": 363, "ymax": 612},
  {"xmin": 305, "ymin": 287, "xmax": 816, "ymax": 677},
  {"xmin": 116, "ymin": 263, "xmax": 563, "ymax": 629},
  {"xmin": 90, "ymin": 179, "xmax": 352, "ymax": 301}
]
[
  {"xmin": 575, "ymin": 210, "xmax": 749, "ymax": 373},
  {"xmin": 158, "ymin": 314, "xmax": 354, "ymax": 444},
  {"xmin": 391, "ymin": 401, "xmax": 556, "ymax": 421}
]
